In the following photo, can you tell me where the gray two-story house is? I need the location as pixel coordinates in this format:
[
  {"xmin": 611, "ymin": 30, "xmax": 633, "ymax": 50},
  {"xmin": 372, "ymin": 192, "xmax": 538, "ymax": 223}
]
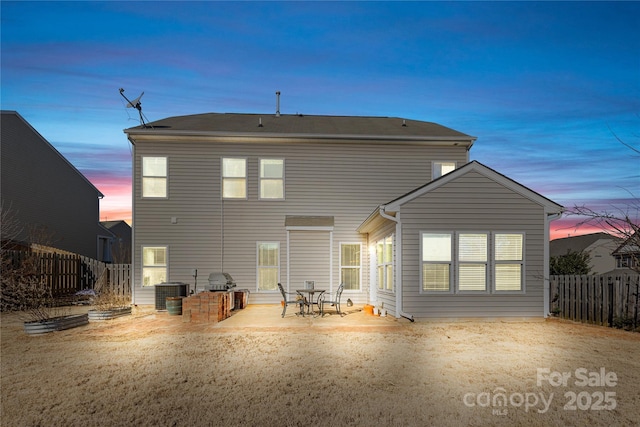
[
  {"xmin": 125, "ymin": 111, "xmax": 562, "ymax": 318},
  {"xmin": 1, "ymin": 111, "xmax": 113, "ymax": 260}
]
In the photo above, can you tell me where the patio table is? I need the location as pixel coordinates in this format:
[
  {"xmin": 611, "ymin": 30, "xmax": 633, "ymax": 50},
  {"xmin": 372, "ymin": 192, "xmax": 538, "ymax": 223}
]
[{"xmin": 295, "ymin": 289, "xmax": 325, "ymax": 317}]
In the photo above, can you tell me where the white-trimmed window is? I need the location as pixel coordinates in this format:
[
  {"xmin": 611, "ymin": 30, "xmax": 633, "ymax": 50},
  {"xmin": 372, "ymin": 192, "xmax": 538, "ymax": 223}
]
[
  {"xmin": 432, "ymin": 161, "xmax": 456, "ymax": 180},
  {"xmin": 259, "ymin": 158, "xmax": 284, "ymax": 200},
  {"xmin": 494, "ymin": 233, "xmax": 524, "ymax": 291},
  {"xmin": 222, "ymin": 158, "xmax": 247, "ymax": 199},
  {"xmin": 421, "ymin": 233, "xmax": 452, "ymax": 292},
  {"xmin": 421, "ymin": 231, "xmax": 525, "ymax": 293},
  {"xmin": 340, "ymin": 243, "xmax": 361, "ymax": 291},
  {"xmin": 257, "ymin": 242, "xmax": 279, "ymax": 291},
  {"xmin": 142, "ymin": 157, "xmax": 167, "ymax": 198},
  {"xmin": 142, "ymin": 246, "xmax": 167, "ymax": 287},
  {"xmin": 458, "ymin": 233, "xmax": 488, "ymax": 292},
  {"xmin": 376, "ymin": 236, "xmax": 394, "ymax": 291}
]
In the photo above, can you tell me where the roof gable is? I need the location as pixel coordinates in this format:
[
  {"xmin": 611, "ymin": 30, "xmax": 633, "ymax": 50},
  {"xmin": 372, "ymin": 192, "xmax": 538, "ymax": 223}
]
[
  {"xmin": 384, "ymin": 160, "xmax": 563, "ymax": 213},
  {"xmin": 550, "ymin": 232, "xmax": 615, "ymax": 256},
  {"xmin": 1, "ymin": 110, "xmax": 104, "ymax": 198}
]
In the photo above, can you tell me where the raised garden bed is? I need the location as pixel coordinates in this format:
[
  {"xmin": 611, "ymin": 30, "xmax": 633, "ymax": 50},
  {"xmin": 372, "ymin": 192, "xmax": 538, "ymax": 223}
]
[
  {"xmin": 88, "ymin": 306, "xmax": 132, "ymax": 321},
  {"xmin": 23, "ymin": 313, "xmax": 89, "ymax": 335}
]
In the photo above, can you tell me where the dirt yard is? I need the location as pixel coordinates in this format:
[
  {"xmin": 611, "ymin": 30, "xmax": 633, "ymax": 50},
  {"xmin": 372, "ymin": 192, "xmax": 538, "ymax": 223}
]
[{"xmin": 1, "ymin": 305, "xmax": 639, "ymax": 427}]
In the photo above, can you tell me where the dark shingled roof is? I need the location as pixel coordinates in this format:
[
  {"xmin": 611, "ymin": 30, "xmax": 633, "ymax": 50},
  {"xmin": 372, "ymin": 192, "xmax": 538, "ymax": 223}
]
[{"xmin": 126, "ymin": 113, "xmax": 475, "ymax": 141}]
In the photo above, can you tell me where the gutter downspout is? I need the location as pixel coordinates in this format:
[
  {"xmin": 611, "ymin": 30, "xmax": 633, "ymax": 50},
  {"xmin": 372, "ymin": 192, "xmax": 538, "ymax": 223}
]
[
  {"xmin": 127, "ymin": 135, "xmax": 136, "ymax": 306},
  {"xmin": 544, "ymin": 210, "xmax": 563, "ymax": 318},
  {"xmin": 379, "ymin": 206, "xmax": 415, "ymax": 322}
]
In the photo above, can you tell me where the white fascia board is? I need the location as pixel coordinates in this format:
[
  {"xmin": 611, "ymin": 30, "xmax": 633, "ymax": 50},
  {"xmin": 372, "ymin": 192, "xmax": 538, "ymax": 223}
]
[{"xmin": 284, "ymin": 226, "xmax": 334, "ymax": 232}]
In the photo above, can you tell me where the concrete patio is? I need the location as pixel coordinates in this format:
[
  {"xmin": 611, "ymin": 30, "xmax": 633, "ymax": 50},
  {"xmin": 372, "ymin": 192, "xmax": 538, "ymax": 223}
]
[{"xmin": 211, "ymin": 303, "xmax": 409, "ymax": 330}]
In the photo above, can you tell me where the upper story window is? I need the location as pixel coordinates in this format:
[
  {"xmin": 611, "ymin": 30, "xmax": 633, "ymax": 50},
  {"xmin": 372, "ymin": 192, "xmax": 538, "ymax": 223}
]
[
  {"xmin": 259, "ymin": 158, "xmax": 284, "ymax": 200},
  {"xmin": 142, "ymin": 157, "xmax": 167, "ymax": 198},
  {"xmin": 432, "ymin": 161, "xmax": 456, "ymax": 180},
  {"xmin": 222, "ymin": 158, "xmax": 247, "ymax": 199}
]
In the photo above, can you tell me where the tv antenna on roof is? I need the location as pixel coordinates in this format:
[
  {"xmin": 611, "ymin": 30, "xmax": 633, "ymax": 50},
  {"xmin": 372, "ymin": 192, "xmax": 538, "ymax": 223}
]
[{"xmin": 119, "ymin": 88, "xmax": 151, "ymax": 128}]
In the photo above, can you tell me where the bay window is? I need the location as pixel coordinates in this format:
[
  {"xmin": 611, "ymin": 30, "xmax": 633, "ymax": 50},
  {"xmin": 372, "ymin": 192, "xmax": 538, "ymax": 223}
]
[{"xmin": 376, "ymin": 236, "xmax": 394, "ymax": 291}]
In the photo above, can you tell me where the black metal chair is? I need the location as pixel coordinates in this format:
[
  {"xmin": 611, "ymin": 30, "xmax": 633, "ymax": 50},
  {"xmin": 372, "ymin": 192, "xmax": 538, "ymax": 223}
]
[
  {"xmin": 278, "ymin": 283, "xmax": 303, "ymax": 317},
  {"xmin": 319, "ymin": 283, "xmax": 345, "ymax": 316}
]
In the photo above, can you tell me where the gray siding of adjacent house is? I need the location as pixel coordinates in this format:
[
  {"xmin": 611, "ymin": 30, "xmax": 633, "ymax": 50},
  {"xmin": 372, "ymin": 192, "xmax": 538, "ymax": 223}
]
[
  {"xmin": 398, "ymin": 170, "xmax": 549, "ymax": 318},
  {"xmin": 1, "ymin": 111, "xmax": 105, "ymax": 258},
  {"xmin": 131, "ymin": 138, "xmax": 469, "ymax": 305}
]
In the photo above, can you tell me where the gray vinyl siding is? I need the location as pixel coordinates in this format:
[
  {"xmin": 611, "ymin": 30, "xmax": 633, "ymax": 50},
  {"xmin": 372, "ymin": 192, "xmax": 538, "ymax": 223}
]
[
  {"xmin": 399, "ymin": 170, "xmax": 547, "ymax": 318},
  {"xmin": 1, "ymin": 112, "xmax": 104, "ymax": 258},
  {"xmin": 289, "ymin": 231, "xmax": 331, "ymax": 293},
  {"xmin": 132, "ymin": 139, "xmax": 468, "ymax": 304}
]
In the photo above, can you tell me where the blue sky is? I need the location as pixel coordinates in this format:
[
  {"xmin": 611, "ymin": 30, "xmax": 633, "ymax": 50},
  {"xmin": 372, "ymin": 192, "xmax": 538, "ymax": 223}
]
[{"xmin": 2, "ymin": 1, "xmax": 638, "ymax": 238}]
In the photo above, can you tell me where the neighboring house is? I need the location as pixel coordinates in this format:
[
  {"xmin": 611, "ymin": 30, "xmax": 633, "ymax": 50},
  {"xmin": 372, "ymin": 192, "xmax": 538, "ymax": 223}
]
[
  {"xmin": 549, "ymin": 232, "xmax": 618, "ymax": 274},
  {"xmin": 1, "ymin": 111, "xmax": 113, "ymax": 261},
  {"xmin": 124, "ymin": 111, "xmax": 563, "ymax": 318},
  {"xmin": 100, "ymin": 220, "xmax": 132, "ymax": 263},
  {"xmin": 610, "ymin": 232, "xmax": 639, "ymax": 274}
]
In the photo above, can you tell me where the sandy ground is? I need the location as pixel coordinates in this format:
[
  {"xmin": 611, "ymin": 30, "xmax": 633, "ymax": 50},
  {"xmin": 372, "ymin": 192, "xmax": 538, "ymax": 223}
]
[{"xmin": 1, "ymin": 305, "xmax": 639, "ymax": 427}]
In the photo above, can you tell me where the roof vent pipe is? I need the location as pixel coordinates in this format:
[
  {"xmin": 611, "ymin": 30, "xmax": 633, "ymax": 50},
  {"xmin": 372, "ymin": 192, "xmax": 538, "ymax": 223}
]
[{"xmin": 275, "ymin": 91, "xmax": 281, "ymax": 117}]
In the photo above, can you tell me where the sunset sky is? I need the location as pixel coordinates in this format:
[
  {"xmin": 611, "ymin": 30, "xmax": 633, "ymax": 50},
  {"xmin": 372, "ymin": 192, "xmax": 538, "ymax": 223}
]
[{"xmin": 2, "ymin": 1, "xmax": 638, "ymax": 240}]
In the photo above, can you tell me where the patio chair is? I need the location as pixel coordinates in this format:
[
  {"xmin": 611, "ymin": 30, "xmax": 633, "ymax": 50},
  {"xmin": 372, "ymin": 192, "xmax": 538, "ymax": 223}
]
[
  {"xmin": 319, "ymin": 283, "xmax": 345, "ymax": 316},
  {"xmin": 278, "ymin": 283, "xmax": 304, "ymax": 317}
]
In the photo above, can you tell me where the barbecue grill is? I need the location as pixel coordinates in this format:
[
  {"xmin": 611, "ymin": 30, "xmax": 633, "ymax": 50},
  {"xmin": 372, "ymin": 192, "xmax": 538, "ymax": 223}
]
[{"xmin": 206, "ymin": 272, "xmax": 236, "ymax": 291}]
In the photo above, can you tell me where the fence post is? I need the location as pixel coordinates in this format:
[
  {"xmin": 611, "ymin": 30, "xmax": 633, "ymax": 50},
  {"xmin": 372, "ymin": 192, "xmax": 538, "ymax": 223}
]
[
  {"xmin": 608, "ymin": 278, "xmax": 614, "ymax": 328},
  {"xmin": 633, "ymin": 276, "xmax": 640, "ymax": 330}
]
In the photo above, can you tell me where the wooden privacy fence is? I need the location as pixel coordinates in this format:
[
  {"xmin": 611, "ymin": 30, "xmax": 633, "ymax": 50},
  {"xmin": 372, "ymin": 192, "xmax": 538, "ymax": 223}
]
[
  {"xmin": 550, "ymin": 274, "xmax": 640, "ymax": 329},
  {"xmin": 4, "ymin": 251, "xmax": 131, "ymax": 297}
]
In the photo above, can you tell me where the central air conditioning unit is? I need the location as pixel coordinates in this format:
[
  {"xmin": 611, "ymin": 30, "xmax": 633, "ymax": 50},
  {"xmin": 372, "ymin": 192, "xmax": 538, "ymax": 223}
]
[{"xmin": 154, "ymin": 283, "xmax": 188, "ymax": 310}]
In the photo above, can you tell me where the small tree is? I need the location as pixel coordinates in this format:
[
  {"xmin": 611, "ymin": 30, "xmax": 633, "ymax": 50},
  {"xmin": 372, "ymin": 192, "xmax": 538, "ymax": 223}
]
[
  {"xmin": 550, "ymin": 249, "xmax": 592, "ymax": 275},
  {"xmin": 1, "ymin": 203, "xmax": 63, "ymax": 319},
  {"xmin": 566, "ymin": 205, "xmax": 639, "ymax": 274},
  {"xmin": 563, "ymin": 126, "xmax": 639, "ymax": 273}
]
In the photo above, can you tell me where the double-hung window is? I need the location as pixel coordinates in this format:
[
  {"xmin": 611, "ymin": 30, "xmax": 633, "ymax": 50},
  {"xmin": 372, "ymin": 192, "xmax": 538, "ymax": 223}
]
[
  {"xmin": 421, "ymin": 233, "xmax": 452, "ymax": 292},
  {"xmin": 421, "ymin": 232, "xmax": 525, "ymax": 293},
  {"xmin": 257, "ymin": 242, "xmax": 279, "ymax": 291},
  {"xmin": 222, "ymin": 158, "xmax": 247, "ymax": 199},
  {"xmin": 340, "ymin": 243, "xmax": 361, "ymax": 291},
  {"xmin": 259, "ymin": 159, "xmax": 284, "ymax": 200},
  {"xmin": 494, "ymin": 234, "xmax": 524, "ymax": 291},
  {"xmin": 142, "ymin": 246, "xmax": 167, "ymax": 287},
  {"xmin": 458, "ymin": 233, "xmax": 488, "ymax": 292},
  {"xmin": 432, "ymin": 161, "xmax": 456, "ymax": 180},
  {"xmin": 376, "ymin": 236, "xmax": 394, "ymax": 291},
  {"xmin": 142, "ymin": 157, "xmax": 167, "ymax": 198}
]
